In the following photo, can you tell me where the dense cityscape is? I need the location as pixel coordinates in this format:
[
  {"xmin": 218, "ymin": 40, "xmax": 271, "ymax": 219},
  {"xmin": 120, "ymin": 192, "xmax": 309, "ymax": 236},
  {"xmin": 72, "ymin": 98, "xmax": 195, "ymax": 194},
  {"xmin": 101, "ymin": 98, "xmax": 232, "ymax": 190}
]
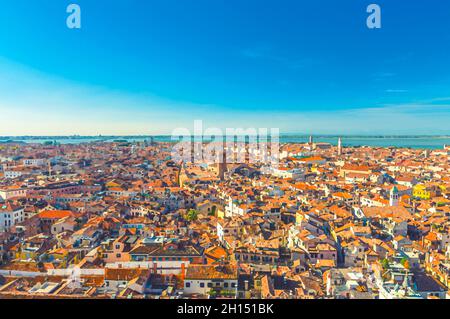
[{"xmin": 0, "ymin": 138, "xmax": 449, "ymax": 299}]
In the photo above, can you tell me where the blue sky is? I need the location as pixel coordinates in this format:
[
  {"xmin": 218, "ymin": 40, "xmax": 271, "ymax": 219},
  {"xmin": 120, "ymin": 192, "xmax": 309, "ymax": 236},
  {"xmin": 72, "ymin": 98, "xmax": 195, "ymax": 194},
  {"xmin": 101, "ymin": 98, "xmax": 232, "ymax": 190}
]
[{"xmin": 0, "ymin": 0, "xmax": 450, "ymax": 135}]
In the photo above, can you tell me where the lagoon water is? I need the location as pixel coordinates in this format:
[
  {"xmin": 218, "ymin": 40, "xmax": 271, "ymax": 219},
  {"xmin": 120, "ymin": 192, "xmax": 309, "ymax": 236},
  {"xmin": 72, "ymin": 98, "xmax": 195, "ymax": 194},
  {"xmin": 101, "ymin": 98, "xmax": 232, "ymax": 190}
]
[{"xmin": 1, "ymin": 136, "xmax": 449, "ymax": 150}]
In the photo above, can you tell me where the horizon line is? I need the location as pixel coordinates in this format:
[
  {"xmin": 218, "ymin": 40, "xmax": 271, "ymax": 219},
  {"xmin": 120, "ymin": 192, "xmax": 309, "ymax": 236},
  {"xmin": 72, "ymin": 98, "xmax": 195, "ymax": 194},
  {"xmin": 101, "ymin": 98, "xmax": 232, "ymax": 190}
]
[{"xmin": 1, "ymin": 134, "xmax": 450, "ymax": 138}]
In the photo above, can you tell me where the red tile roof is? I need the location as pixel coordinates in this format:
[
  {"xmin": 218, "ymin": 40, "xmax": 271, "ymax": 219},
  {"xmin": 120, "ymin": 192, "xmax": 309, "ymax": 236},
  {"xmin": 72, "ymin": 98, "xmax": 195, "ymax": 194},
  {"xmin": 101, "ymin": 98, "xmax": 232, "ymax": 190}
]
[{"xmin": 37, "ymin": 210, "xmax": 74, "ymax": 219}]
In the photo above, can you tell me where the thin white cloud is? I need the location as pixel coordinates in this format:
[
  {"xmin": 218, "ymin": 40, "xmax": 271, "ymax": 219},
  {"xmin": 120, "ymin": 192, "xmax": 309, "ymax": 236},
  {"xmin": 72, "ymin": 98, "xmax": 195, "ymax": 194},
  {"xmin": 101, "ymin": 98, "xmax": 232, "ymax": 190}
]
[
  {"xmin": 0, "ymin": 58, "xmax": 449, "ymax": 136},
  {"xmin": 385, "ymin": 89, "xmax": 408, "ymax": 93},
  {"xmin": 0, "ymin": 58, "xmax": 223, "ymax": 135}
]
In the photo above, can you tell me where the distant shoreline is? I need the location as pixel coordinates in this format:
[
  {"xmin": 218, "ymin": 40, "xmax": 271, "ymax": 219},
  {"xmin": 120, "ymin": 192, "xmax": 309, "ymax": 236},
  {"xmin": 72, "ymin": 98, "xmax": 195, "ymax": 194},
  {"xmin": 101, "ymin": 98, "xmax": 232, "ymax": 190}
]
[
  {"xmin": 0, "ymin": 135, "xmax": 449, "ymax": 150},
  {"xmin": 1, "ymin": 135, "xmax": 450, "ymax": 139}
]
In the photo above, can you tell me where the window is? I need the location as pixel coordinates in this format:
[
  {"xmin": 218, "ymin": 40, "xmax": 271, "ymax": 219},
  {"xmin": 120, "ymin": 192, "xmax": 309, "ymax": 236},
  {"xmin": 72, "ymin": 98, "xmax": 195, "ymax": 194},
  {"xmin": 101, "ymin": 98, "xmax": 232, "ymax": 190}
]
[
  {"xmin": 200, "ymin": 283, "xmax": 205, "ymax": 288},
  {"xmin": 231, "ymin": 283, "xmax": 236, "ymax": 288},
  {"xmin": 224, "ymin": 283, "xmax": 229, "ymax": 288},
  {"xmin": 207, "ymin": 283, "xmax": 212, "ymax": 288},
  {"xmin": 185, "ymin": 282, "xmax": 191, "ymax": 288}
]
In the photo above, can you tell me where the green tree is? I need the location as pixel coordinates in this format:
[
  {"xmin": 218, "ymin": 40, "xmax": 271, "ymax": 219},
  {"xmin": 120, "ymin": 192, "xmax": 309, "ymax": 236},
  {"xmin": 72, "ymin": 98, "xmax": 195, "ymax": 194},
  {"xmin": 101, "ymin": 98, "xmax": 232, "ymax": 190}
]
[
  {"xmin": 186, "ymin": 209, "xmax": 199, "ymax": 221},
  {"xmin": 400, "ymin": 257, "xmax": 410, "ymax": 269}
]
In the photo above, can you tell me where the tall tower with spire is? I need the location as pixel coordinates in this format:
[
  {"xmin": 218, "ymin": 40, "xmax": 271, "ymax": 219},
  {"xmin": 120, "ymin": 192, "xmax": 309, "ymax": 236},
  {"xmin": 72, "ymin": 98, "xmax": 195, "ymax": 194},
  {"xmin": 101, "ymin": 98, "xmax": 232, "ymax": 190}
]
[
  {"xmin": 218, "ymin": 141, "xmax": 227, "ymax": 181},
  {"xmin": 178, "ymin": 161, "xmax": 187, "ymax": 188},
  {"xmin": 309, "ymin": 135, "xmax": 313, "ymax": 146},
  {"xmin": 338, "ymin": 137, "xmax": 343, "ymax": 156},
  {"xmin": 390, "ymin": 186, "xmax": 399, "ymax": 207}
]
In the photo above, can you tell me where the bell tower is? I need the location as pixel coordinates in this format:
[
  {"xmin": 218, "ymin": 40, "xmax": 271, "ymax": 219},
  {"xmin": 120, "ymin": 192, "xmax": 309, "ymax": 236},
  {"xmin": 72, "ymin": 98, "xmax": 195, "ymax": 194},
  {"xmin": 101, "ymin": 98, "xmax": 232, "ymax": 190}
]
[
  {"xmin": 389, "ymin": 186, "xmax": 399, "ymax": 207},
  {"xmin": 338, "ymin": 137, "xmax": 343, "ymax": 156},
  {"xmin": 178, "ymin": 161, "xmax": 187, "ymax": 188},
  {"xmin": 218, "ymin": 141, "xmax": 227, "ymax": 181}
]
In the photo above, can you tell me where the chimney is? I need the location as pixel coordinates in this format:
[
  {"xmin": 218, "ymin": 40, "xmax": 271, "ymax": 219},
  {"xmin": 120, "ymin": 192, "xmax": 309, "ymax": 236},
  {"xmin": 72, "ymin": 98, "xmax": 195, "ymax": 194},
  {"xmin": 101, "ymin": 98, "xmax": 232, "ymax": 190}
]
[
  {"xmin": 181, "ymin": 263, "xmax": 186, "ymax": 280},
  {"xmin": 244, "ymin": 280, "xmax": 249, "ymax": 291}
]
